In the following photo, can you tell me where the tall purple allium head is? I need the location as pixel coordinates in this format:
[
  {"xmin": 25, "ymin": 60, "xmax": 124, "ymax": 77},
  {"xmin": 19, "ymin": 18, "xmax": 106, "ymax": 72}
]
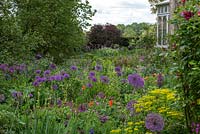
[
  {"xmin": 95, "ymin": 65, "xmax": 102, "ymax": 71},
  {"xmin": 91, "ymin": 77, "xmax": 97, "ymax": 82},
  {"xmin": 33, "ymin": 80, "xmax": 40, "ymax": 87},
  {"xmin": 89, "ymin": 128, "xmax": 94, "ymax": 134},
  {"xmin": 78, "ymin": 104, "xmax": 87, "ymax": 112},
  {"xmin": 49, "ymin": 63, "xmax": 56, "ymax": 70},
  {"xmin": 157, "ymin": 73, "xmax": 164, "ymax": 88},
  {"xmin": 12, "ymin": 91, "xmax": 22, "ymax": 99},
  {"xmin": 52, "ymin": 84, "xmax": 58, "ymax": 90},
  {"xmin": 9, "ymin": 66, "xmax": 15, "ymax": 74},
  {"xmin": 57, "ymin": 99, "xmax": 62, "ymax": 107},
  {"xmin": 70, "ymin": 65, "xmax": 77, "ymax": 71},
  {"xmin": 86, "ymin": 83, "xmax": 93, "ymax": 88},
  {"xmin": 0, "ymin": 64, "xmax": 8, "ymax": 72},
  {"xmin": 128, "ymin": 73, "xmax": 144, "ymax": 88},
  {"xmin": 97, "ymin": 92, "xmax": 105, "ymax": 99},
  {"xmin": 29, "ymin": 93, "xmax": 33, "ymax": 98},
  {"xmin": 100, "ymin": 76, "xmax": 109, "ymax": 84},
  {"xmin": 35, "ymin": 54, "xmax": 42, "ymax": 60},
  {"xmin": 55, "ymin": 75, "xmax": 63, "ymax": 81},
  {"xmin": 145, "ymin": 113, "xmax": 164, "ymax": 132},
  {"xmin": 99, "ymin": 115, "xmax": 108, "ymax": 123},
  {"xmin": 44, "ymin": 70, "xmax": 51, "ymax": 76},
  {"xmin": 89, "ymin": 71, "xmax": 95, "ymax": 77},
  {"xmin": 35, "ymin": 70, "xmax": 41, "ymax": 75},
  {"xmin": 63, "ymin": 73, "xmax": 70, "ymax": 79},
  {"xmin": 126, "ymin": 100, "xmax": 136, "ymax": 116},
  {"xmin": 115, "ymin": 66, "xmax": 121, "ymax": 72}
]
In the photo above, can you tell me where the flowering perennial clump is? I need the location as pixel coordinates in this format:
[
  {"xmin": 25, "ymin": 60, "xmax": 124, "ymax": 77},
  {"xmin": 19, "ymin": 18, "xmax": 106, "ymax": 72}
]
[
  {"xmin": 145, "ymin": 113, "xmax": 164, "ymax": 132},
  {"xmin": 128, "ymin": 73, "xmax": 144, "ymax": 88}
]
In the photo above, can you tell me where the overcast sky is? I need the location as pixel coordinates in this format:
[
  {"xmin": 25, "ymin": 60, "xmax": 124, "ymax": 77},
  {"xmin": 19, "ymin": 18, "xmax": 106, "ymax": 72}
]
[{"xmin": 87, "ymin": 0, "xmax": 156, "ymax": 25}]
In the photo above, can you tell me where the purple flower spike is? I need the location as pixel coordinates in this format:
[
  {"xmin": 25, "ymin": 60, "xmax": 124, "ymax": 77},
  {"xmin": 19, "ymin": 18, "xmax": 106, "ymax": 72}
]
[
  {"xmin": 78, "ymin": 104, "xmax": 87, "ymax": 112},
  {"xmin": 44, "ymin": 70, "xmax": 51, "ymax": 76},
  {"xmin": 35, "ymin": 70, "xmax": 41, "ymax": 74},
  {"xmin": 99, "ymin": 115, "xmax": 108, "ymax": 123},
  {"xmin": 145, "ymin": 113, "xmax": 164, "ymax": 132},
  {"xmin": 89, "ymin": 71, "xmax": 95, "ymax": 77},
  {"xmin": 63, "ymin": 73, "xmax": 70, "ymax": 79},
  {"xmin": 115, "ymin": 66, "xmax": 121, "ymax": 72},
  {"xmin": 49, "ymin": 63, "xmax": 56, "ymax": 70},
  {"xmin": 128, "ymin": 73, "xmax": 144, "ymax": 89},
  {"xmin": 100, "ymin": 76, "xmax": 109, "ymax": 84},
  {"xmin": 89, "ymin": 128, "xmax": 94, "ymax": 134},
  {"xmin": 157, "ymin": 73, "xmax": 164, "ymax": 88},
  {"xmin": 95, "ymin": 65, "xmax": 102, "ymax": 71},
  {"xmin": 70, "ymin": 65, "xmax": 77, "ymax": 71},
  {"xmin": 52, "ymin": 84, "xmax": 58, "ymax": 90},
  {"xmin": 86, "ymin": 83, "xmax": 93, "ymax": 88}
]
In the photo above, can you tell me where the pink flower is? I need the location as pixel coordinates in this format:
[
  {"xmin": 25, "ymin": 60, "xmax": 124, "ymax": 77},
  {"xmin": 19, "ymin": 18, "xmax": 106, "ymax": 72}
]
[
  {"xmin": 198, "ymin": 11, "xmax": 200, "ymax": 17},
  {"xmin": 181, "ymin": 0, "xmax": 186, "ymax": 3}
]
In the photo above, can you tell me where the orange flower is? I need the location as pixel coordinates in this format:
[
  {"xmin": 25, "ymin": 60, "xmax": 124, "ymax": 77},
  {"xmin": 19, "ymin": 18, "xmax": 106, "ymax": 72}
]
[
  {"xmin": 82, "ymin": 85, "xmax": 86, "ymax": 90},
  {"xmin": 88, "ymin": 101, "xmax": 94, "ymax": 107},
  {"xmin": 109, "ymin": 100, "xmax": 113, "ymax": 107}
]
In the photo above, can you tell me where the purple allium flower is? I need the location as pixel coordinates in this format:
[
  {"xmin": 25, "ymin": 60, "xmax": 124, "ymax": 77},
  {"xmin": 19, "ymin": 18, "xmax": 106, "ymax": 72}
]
[
  {"xmin": 99, "ymin": 115, "xmax": 108, "ymax": 123},
  {"xmin": 63, "ymin": 73, "xmax": 70, "ymax": 79},
  {"xmin": 12, "ymin": 91, "xmax": 22, "ymax": 99},
  {"xmin": 89, "ymin": 128, "xmax": 94, "ymax": 134},
  {"xmin": 35, "ymin": 54, "xmax": 42, "ymax": 60},
  {"xmin": 52, "ymin": 84, "xmax": 58, "ymax": 90},
  {"xmin": 126, "ymin": 100, "xmax": 136, "ymax": 116},
  {"xmin": 95, "ymin": 65, "xmax": 102, "ymax": 71},
  {"xmin": 35, "ymin": 70, "xmax": 41, "ymax": 74},
  {"xmin": 97, "ymin": 92, "xmax": 105, "ymax": 99},
  {"xmin": 91, "ymin": 77, "xmax": 97, "ymax": 82},
  {"xmin": 86, "ymin": 83, "xmax": 93, "ymax": 88},
  {"xmin": 29, "ymin": 93, "xmax": 33, "ymax": 98},
  {"xmin": 57, "ymin": 99, "xmax": 62, "ymax": 107},
  {"xmin": 0, "ymin": 64, "xmax": 8, "ymax": 72},
  {"xmin": 44, "ymin": 70, "xmax": 51, "ymax": 76},
  {"xmin": 115, "ymin": 66, "xmax": 121, "ymax": 72},
  {"xmin": 89, "ymin": 71, "xmax": 95, "ymax": 77},
  {"xmin": 145, "ymin": 113, "xmax": 164, "ymax": 132},
  {"xmin": 117, "ymin": 72, "xmax": 122, "ymax": 76},
  {"xmin": 55, "ymin": 75, "xmax": 63, "ymax": 81},
  {"xmin": 128, "ymin": 73, "xmax": 144, "ymax": 88},
  {"xmin": 49, "ymin": 76, "xmax": 55, "ymax": 81},
  {"xmin": 9, "ymin": 66, "xmax": 15, "ymax": 74},
  {"xmin": 100, "ymin": 76, "xmax": 109, "ymax": 84},
  {"xmin": 78, "ymin": 104, "xmax": 87, "ymax": 112},
  {"xmin": 70, "ymin": 65, "xmax": 77, "ymax": 71},
  {"xmin": 157, "ymin": 73, "xmax": 164, "ymax": 88},
  {"xmin": 49, "ymin": 63, "xmax": 56, "ymax": 70},
  {"xmin": 33, "ymin": 80, "xmax": 40, "ymax": 87},
  {"xmin": 0, "ymin": 94, "xmax": 6, "ymax": 103}
]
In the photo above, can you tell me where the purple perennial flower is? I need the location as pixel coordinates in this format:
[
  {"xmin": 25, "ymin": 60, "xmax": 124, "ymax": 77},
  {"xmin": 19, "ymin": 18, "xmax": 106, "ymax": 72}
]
[
  {"xmin": 100, "ymin": 76, "xmax": 109, "ymax": 84},
  {"xmin": 52, "ymin": 84, "xmax": 58, "ymax": 90},
  {"xmin": 89, "ymin": 71, "xmax": 95, "ymax": 77},
  {"xmin": 99, "ymin": 115, "xmax": 108, "ymax": 123},
  {"xmin": 126, "ymin": 100, "xmax": 136, "ymax": 116},
  {"xmin": 29, "ymin": 93, "xmax": 33, "ymax": 98},
  {"xmin": 35, "ymin": 54, "xmax": 42, "ymax": 60},
  {"xmin": 70, "ymin": 65, "xmax": 77, "ymax": 71},
  {"xmin": 35, "ymin": 70, "xmax": 41, "ymax": 74},
  {"xmin": 12, "ymin": 91, "xmax": 23, "ymax": 99},
  {"xmin": 89, "ymin": 128, "xmax": 94, "ymax": 134},
  {"xmin": 44, "ymin": 70, "xmax": 51, "ymax": 76},
  {"xmin": 49, "ymin": 63, "xmax": 56, "ymax": 70},
  {"xmin": 145, "ymin": 113, "xmax": 164, "ymax": 132},
  {"xmin": 78, "ymin": 104, "xmax": 87, "ymax": 112},
  {"xmin": 115, "ymin": 66, "xmax": 121, "ymax": 72},
  {"xmin": 97, "ymin": 92, "xmax": 105, "ymax": 99},
  {"xmin": 128, "ymin": 73, "xmax": 144, "ymax": 88},
  {"xmin": 86, "ymin": 83, "xmax": 93, "ymax": 88},
  {"xmin": 57, "ymin": 99, "xmax": 62, "ymax": 107},
  {"xmin": 95, "ymin": 65, "xmax": 102, "ymax": 71},
  {"xmin": 55, "ymin": 75, "xmax": 63, "ymax": 81},
  {"xmin": 63, "ymin": 73, "xmax": 70, "ymax": 79}
]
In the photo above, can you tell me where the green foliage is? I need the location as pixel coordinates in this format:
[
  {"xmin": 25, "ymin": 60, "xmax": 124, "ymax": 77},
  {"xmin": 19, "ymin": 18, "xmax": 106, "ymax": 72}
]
[
  {"xmin": 0, "ymin": 0, "xmax": 95, "ymax": 63},
  {"xmin": 171, "ymin": 0, "xmax": 200, "ymax": 127}
]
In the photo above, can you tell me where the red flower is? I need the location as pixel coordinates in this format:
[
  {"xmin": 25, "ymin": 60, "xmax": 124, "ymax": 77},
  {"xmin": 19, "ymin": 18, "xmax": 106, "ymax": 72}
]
[
  {"xmin": 181, "ymin": 0, "xmax": 186, "ymax": 3},
  {"xmin": 182, "ymin": 11, "xmax": 194, "ymax": 20},
  {"xmin": 109, "ymin": 100, "xmax": 113, "ymax": 107}
]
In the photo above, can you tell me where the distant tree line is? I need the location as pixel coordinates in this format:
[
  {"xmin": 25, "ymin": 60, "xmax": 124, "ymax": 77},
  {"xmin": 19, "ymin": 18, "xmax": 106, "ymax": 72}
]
[{"xmin": 86, "ymin": 23, "xmax": 156, "ymax": 50}]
